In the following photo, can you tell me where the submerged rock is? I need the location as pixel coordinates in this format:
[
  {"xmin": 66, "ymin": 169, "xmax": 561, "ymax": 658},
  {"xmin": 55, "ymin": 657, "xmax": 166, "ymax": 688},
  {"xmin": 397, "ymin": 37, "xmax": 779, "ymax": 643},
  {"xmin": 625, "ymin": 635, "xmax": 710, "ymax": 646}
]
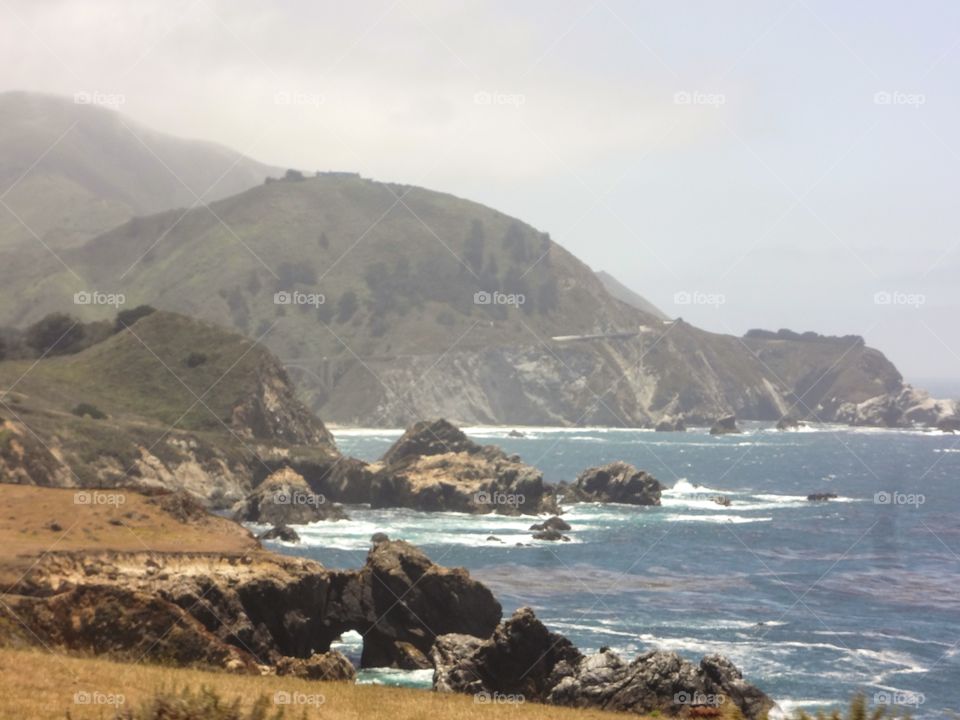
[
  {"xmin": 433, "ymin": 607, "xmax": 774, "ymax": 720},
  {"xmin": 568, "ymin": 462, "xmax": 662, "ymax": 506},
  {"xmin": 655, "ymin": 417, "xmax": 686, "ymax": 432},
  {"xmin": 258, "ymin": 524, "xmax": 300, "ymax": 543},
  {"xmin": 775, "ymin": 416, "xmax": 801, "ymax": 431},
  {"xmin": 806, "ymin": 492, "xmax": 838, "ymax": 501}
]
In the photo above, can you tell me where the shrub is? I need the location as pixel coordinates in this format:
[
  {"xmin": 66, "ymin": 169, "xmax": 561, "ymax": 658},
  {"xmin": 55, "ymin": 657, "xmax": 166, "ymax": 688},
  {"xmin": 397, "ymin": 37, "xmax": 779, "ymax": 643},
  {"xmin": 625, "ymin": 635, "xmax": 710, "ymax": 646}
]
[
  {"xmin": 116, "ymin": 686, "xmax": 285, "ymax": 720},
  {"xmin": 115, "ymin": 305, "xmax": 157, "ymax": 332},
  {"xmin": 183, "ymin": 352, "xmax": 208, "ymax": 368},
  {"xmin": 71, "ymin": 403, "xmax": 107, "ymax": 420},
  {"xmin": 26, "ymin": 313, "xmax": 85, "ymax": 356}
]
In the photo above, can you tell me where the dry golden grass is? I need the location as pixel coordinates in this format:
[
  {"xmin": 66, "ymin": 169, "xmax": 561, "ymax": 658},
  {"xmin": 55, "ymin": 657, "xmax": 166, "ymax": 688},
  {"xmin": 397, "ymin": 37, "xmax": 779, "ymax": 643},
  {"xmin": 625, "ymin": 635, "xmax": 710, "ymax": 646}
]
[
  {"xmin": 0, "ymin": 647, "xmax": 650, "ymax": 720},
  {"xmin": 0, "ymin": 485, "xmax": 257, "ymax": 586}
]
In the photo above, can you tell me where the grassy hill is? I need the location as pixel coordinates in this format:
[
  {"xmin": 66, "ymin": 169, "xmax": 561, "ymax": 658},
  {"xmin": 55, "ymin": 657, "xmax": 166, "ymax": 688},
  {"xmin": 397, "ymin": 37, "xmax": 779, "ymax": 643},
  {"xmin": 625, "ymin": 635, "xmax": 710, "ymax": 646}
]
[
  {"xmin": 0, "ymin": 91, "xmax": 281, "ymax": 252},
  {"xmin": 0, "ymin": 309, "xmax": 336, "ymax": 500}
]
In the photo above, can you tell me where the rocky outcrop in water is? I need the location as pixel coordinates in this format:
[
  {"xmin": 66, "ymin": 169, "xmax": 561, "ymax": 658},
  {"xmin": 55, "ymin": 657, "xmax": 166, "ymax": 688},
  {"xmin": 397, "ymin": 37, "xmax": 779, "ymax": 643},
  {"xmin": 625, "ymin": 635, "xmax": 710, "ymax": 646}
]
[
  {"xmin": 275, "ymin": 651, "xmax": 356, "ymax": 681},
  {"xmin": 709, "ymin": 415, "xmax": 741, "ymax": 435},
  {"xmin": 367, "ymin": 419, "xmax": 558, "ymax": 515},
  {"xmin": 565, "ymin": 462, "xmax": 662, "ymax": 506},
  {"xmin": 258, "ymin": 524, "xmax": 300, "ymax": 543},
  {"xmin": 432, "ymin": 607, "xmax": 774, "ymax": 720},
  {"xmin": 234, "ymin": 467, "xmax": 347, "ymax": 524}
]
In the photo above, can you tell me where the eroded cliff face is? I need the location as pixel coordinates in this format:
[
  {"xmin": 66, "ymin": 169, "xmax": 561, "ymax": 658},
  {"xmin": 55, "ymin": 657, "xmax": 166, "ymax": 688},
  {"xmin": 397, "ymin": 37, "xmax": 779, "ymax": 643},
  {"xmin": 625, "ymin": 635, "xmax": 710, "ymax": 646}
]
[
  {"xmin": 3, "ymin": 540, "xmax": 501, "ymax": 672},
  {"xmin": 312, "ymin": 328, "xmax": 799, "ymax": 427},
  {"xmin": 310, "ymin": 324, "xmax": 933, "ymax": 428}
]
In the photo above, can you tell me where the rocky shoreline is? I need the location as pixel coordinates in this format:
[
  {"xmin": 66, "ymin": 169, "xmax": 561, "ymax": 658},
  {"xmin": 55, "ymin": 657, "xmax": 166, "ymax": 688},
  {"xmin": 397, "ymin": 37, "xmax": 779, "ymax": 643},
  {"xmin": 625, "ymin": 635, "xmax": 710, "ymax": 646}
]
[{"xmin": 1, "ymin": 485, "xmax": 776, "ymax": 719}]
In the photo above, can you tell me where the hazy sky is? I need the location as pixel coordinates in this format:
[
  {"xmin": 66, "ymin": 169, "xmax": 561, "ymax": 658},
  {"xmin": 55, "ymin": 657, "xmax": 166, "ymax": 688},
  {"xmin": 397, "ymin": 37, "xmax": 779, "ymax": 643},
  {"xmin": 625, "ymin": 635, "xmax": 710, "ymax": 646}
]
[{"xmin": 2, "ymin": 0, "xmax": 958, "ymax": 387}]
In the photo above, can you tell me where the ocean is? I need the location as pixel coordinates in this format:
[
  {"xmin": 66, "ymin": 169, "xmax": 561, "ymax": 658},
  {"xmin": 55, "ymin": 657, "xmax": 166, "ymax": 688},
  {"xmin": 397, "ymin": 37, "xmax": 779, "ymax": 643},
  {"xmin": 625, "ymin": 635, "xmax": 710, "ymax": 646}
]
[{"xmin": 257, "ymin": 424, "xmax": 960, "ymax": 718}]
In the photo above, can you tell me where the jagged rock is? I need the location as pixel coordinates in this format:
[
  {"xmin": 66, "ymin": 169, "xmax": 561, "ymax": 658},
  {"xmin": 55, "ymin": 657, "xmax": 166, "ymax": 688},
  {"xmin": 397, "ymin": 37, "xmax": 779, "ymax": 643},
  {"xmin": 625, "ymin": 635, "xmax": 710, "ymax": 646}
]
[
  {"xmin": 530, "ymin": 516, "xmax": 571, "ymax": 532},
  {"xmin": 433, "ymin": 607, "xmax": 774, "ymax": 720},
  {"xmin": 568, "ymin": 462, "xmax": 662, "ymax": 506},
  {"xmin": 369, "ymin": 419, "xmax": 558, "ymax": 515},
  {"xmin": 275, "ymin": 650, "xmax": 356, "ymax": 681},
  {"xmin": 394, "ymin": 641, "xmax": 432, "ymax": 670},
  {"xmin": 258, "ymin": 524, "xmax": 300, "ymax": 543},
  {"xmin": 433, "ymin": 607, "xmax": 582, "ymax": 700},
  {"xmin": 508, "ymin": 429, "xmax": 526, "ymax": 438},
  {"xmin": 234, "ymin": 467, "xmax": 347, "ymax": 525},
  {"xmin": 938, "ymin": 417, "xmax": 960, "ymax": 433},
  {"xmin": 486, "ymin": 535, "xmax": 503, "ymax": 543},
  {"xmin": 354, "ymin": 540, "xmax": 502, "ymax": 668},
  {"xmin": 711, "ymin": 496, "xmax": 731, "ymax": 507},
  {"xmin": 807, "ymin": 493, "xmax": 838, "ymax": 501},
  {"xmin": 370, "ymin": 532, "xmax": 390, "ymax": 545},
  {"xmin": 655, "ymin": 417, "xmax": 686, "ymax": 432},
  {"xmin": 709, "ymin": 415, "xmax": 741, "ymax": 435}
]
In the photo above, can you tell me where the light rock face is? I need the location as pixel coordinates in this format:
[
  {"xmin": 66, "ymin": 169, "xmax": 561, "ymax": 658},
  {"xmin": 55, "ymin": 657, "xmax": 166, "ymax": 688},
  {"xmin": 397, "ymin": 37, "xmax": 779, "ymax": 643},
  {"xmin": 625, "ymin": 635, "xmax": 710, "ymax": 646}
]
[
  {"xmin": 432, "ymin": 607, "xmax": 775, "ymax": 720},
  {"xmin": 234, "ymin": 467, "xmax": 347, "ymax": 524},
  {"xmin": 367, "ymin": 420, "xmax": 559, "ymax": 515},
  {"xmin": 275, "ymin": 651, "xmax": 356, "ymax": 681},
  {"xmin": 565, "ymin": 462, "xmax": 662, "ymax": 506},
  {"xmin": 834, "ymin": 385, "xmax": 959, "ymax": 428},
  {"xmin": 4, "ymin": 540, "xmax": 502, "ymax": 672}
]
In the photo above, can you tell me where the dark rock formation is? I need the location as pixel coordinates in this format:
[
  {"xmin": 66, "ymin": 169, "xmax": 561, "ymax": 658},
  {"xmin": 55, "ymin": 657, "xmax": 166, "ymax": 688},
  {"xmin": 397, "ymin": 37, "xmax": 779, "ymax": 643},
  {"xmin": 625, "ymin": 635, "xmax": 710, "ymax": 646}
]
[
  {"xmin": 275, "ymin": 650, "xmax": 356, "ymax": 680},
  {"xmin": 567, "ymin": 462, "xmax": 662, "ymax": 506},
  {"xmin": 508, "ymin": 429, "xmax": 526, "ymax": 438},
  {"xmin": 938, "ymin": 417, "xmax": 960, "ymax": 433},
  {"xmin": 234, "ymin": 467, "xmax": 347, "ymax": 525},
  {"xmin": 711, "ymin": 496, "xmax": 731, "ymax": 507},
  {"xmin": 775, "ymin": 416, "xmax": 800, "ymax": 431},
  {"xmin": 530, "ymin": 516, "xmax": 571, "ymax": 532},
  {"xmin": 433, "ymin": 607, "xmax": 774, "ymax": 720},
  {"xmin": 258, "ymin": 524, "xmax": 300, "ymax": 543},
  {"xmin": 806, "ymin": 493, "xmax": 838, "ymax": 501},
  {"xmin": 370, "ymin": 532, "xmax": 390, "ymax": 545},
  {"xmin": 368, "ymin": 419, "xmax": 558, "ymax": 515},
  {"xmin": 709, "ymin": 415, "xmax": 741, "ymax": 435},
  {"xmin": 532, "ymin": 529, "xmax": 570, "ymax": 542},
  {"xmin": 353, "ymin": 540, "xmax": 502, "ymax": 668}
]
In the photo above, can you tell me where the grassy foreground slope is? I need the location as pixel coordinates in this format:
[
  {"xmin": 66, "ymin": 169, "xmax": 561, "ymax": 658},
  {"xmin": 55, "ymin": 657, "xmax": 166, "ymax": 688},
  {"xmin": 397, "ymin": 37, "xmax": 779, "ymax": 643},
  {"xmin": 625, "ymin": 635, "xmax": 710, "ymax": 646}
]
[{"xmin": 0, "ymin": 647, "xmax": 652, "ymax": 720}]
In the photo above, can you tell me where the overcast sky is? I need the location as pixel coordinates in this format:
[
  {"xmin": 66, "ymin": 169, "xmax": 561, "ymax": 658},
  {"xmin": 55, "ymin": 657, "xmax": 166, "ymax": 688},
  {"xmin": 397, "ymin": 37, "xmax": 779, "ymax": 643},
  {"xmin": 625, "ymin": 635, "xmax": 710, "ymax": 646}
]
[{"xmin": 2, "ymin": 0, "xmax": 958, "ymax": 388}]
